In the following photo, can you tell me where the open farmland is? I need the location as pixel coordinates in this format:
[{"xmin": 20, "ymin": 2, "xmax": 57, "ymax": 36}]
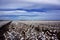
[{"xmin": 0, "ymin": 21, "xmax": 60, "ymax": 40}]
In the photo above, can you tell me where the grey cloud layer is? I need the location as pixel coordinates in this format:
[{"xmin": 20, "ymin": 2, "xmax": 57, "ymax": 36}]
[
  {"xmin": 0, "ymin": 0, "xmax": 60, "ymax": 9},
  {"xmin": 0, "ymin": 10, "xmax": 60, "ymax": 20},
  {"xmin": 0, "ymin": 0, "xmax": 60, "ymax": 20}
]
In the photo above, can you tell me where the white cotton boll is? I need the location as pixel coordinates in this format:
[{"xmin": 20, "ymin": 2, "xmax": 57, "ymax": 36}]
[
  {"xmin": 43, "ymin": 35, "xmax": 45, "ymax": 38},
  {"xmin": 52, "ymin": 36, "xmax": 54, "ymax": 40},
  {"xmin": 50, "ymin": 30, "xmax": 52, "ymax": 32},
  {"xmin": 21, "ymin": 37, "xmax": 24, "ymax": 40},
  {"xmin": 39, "ymin": 35, "xmax": 41, "ymax": 38},
  {"xmin": 42, "ymin": 32, "xmax": 44, "ymax": 34}
]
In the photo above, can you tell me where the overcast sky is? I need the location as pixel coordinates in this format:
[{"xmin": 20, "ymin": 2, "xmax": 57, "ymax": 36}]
[{"xmin": 0, "ymin": 0, "xmax": 60, "ymax": 20}]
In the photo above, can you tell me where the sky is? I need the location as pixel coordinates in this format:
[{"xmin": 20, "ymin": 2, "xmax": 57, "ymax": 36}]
[{"xmin": 0, "ymin": 0, "xmax": 60, "ymax": 20}]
